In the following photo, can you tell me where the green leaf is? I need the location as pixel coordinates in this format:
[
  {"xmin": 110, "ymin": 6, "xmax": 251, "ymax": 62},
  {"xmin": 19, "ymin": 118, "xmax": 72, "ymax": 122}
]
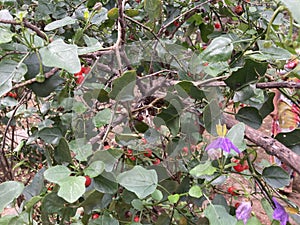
[
  {"xmin": 201, "ymin": 37, "xmax": 233, "ymax": 62},
  {"xmin": 262, "ymin": 166, "xmax": 290, "ymax": 188},
  {"xmin": 92, "ymin": 108, "xmax": 111, "ymax": 128},
  {"xmin": 203, "ymin": 99, "xmax": 222, "ymax": 135},
  {"xmin": 168, "ymin": 194, "xmax": 180, "ymax": 204},
  {"xmin": 89, "ymin": 214, "xmax": 119, "ymax": 225},
  {"xmin": 44, "ymin": 16, "xmax": 77, "ymax": 31},
  {"xmin": 259, "ymin": 92, "xmax": 275, "ymax": 119},
  {"xmin": 189, "ymin": 161, "xmax": 217, "ymax": 178},
  {"xmin": 69, "ymin": 138, "xmax": 93, "ymax": 162},
  {"xmin": 256, "ymin": 40, "xmax": 291, "ymax": 60},
  {"xmin": 72, "ymin": 101, "xmax": 87, "ymax": 114},
  {"xmin": 236, "ymin": 217, "xmax": 262, "ymax": 225},
  {"xmin": 225, "ymin": 59, "xmax": 268, "ymax": 91},
  {"xmin": 91, "ymin": 8, "xmax": 108, "ymax": 25},
  {"xmin": 84, "ymin": 161, "xmax": 105, "ymax": 178},
  {"xmin": 151, "ymin": 189, "xmax": 163, "ymax": 201},
  {"xmin": 280, "ymin": 0, "xmax": 300, "ymax": 24},
  {"xmin": 235, "ymin": 107, "xmax": 262, "ymax": 129},
  {"xmin": 0, "ymin": 181, "xmax": 24, "ymax": 213},
  {"xmin": 275, "ymin": 129, "xmax": 300, "ymax": 146},
  {"xmin": 44, "ymin": 165, "xmax": 71, "ymax": 183},
  {"xmin": 131, "ymin": 199, "xmax": 144, "ymax": 210},
  {"xmin": 144, "ymin": 0, "xmax": 162, "ymax": 21},
  {"xmin": 39, "ymin": 39, "xmax": 81, "ymax": 73},
  {"xmin": 89, "ymin": 148, "xmax": 123, "ymax": 172},
  {"xmin": 0, "ymin": 60, "xmax": 27, "ymax": 97},
  {"xmin": 0, "ymin": 28, "xmax": 14, "ymax": 44},
  {"xmin": 94, "ymin": 172, "xmax": 118, "ymax": 194},
  {"xmin": 156, "ymin": 100, "xmax": 182, "ymax": 136},
  {"xmin": 57, "ymin": 176, "xmax": 86, "ymax": 203},
  {"xmin": 54, "ymin": 138, "xmax": 72, "ymax": 164},
  {"xmin": 204, "ymin": 205, "xmax": 237, "ymax": 225},
  {"xmin": 109, "ymin": 70, "xmax": 136, "ymax": 102},
  {"xmin": 226, "ymin": 123, "xmax": 247, "ymax": 152},
  {"xmin": 188, "ymin": 185, "xmax": 203, "ymax": 198},
  {"xmin": 117, "ymin": 166, "xmax": 158, "ymax": 199},
  {"xmin": 261, "ymin": 198, "xmax": 273, "ymax": 221},
  {"xmin": 39, "ymin": 127, "xmax": 62, "ymax": 145}
]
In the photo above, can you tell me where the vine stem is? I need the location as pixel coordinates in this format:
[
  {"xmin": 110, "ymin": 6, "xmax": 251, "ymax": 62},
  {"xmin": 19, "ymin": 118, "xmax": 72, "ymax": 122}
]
[{"xmin": 265, "ymin": 5, "xmax": 285, "ymax": 40}]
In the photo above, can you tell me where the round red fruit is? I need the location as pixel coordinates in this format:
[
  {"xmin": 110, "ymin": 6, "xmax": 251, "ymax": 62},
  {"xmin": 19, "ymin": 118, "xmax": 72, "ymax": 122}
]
[
  {"xmin": 214, "ymin": 22, "xmax": 221, "ymax": 29},
  {"xmin": 228, "ymin": 186, "xmax": 237, "ymax": 196},
  {"xmin": 144, "ymin": 149, "xmax": 152, "ymax": 157},
  {"xmin": 81, "ymin": 66, "xmax": 91, "ymax": 74},
  {"xmin": 92, "ymin": 213, "xmax": 100, "ymax": 219},
  {"xmin": 235, "ymin": 202, "xmax": 240, "ymax": 208},
  {"xmin": 173, "ymin": 21, "xmax": 180, "ymax": 27},
  {"xmin": 233, "ymin": 164, "xmax": 244, "ymax": 172},
  {"xmin": 153, "ymin": 158, "xmax": 161, "ymax": 165},
  {"xmin": 85, "ymin": 175, "xmax": 92, "ymax": 187},
  {"xmin": 133, "ymin": 215, "xmax": 140, "ymax": 222},
  {"xmin": 234, "ymin": 5, "xmax": 243, "ymax": 15}
]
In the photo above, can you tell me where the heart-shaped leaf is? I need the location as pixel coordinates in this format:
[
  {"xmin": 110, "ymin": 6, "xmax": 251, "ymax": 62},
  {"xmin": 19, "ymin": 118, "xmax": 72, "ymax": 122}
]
[
  {"xmin": 44, "ymin": 165, "xmax": 71, "ymax": 183},
  {"xmin": 57, "ymin": 176, "xmax": 86, "ymax": 203},
  {"xmin": 117, "ymin": 166, "xmax": 158, "ymax": 199},
  {"xmin": 39, "ymin": 39, "xmax": 81, "ymax": 73},
  {"xmin": 0, "ymin": 181, "xmax": 24, "ymax": 213}
]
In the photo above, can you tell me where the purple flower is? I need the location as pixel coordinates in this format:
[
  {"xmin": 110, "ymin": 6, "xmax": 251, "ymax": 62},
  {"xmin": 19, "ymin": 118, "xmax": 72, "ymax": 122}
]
[
  {"xmin": 205, "ymin": 137, "xmax": 241, "ymax": 154},
  {"xmin": 272, "ymin": 197, "xmax": 289, "ymax": 225},
  {"xmin": 236, "ymin": 202, "xmax": 252, "ymax": 224}
]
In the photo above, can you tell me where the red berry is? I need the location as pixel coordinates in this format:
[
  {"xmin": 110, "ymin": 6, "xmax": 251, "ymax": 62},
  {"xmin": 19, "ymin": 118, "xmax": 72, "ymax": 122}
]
[
  {"xmin": 284, "ymin": 60, "xmax": 298, "ymax": 70},
  {"xmin": 234, "ymin": 5, "xmax": 243, "ymax": 15},
  {"xmin": 76, "ymin": 75, "xmax": 84, "ymax": 84},
  {"xmin": 92, "ymin": 213, "xmax": 100, "ymax": 219},
  {"xmin": 37, "ymin": 163, "xmax": 43, "ymax": 169},
  {"xmin": 153, "ymin": 158, "xmax": 160, "ymax": 165},
  {"xmin": 81, "ymin": 66, "xmax": 91, "ymax": 75},
  {"xmin": 173, "ymin": 21, "xmax": 180, "ymax": 27},
  {"xmin": 144, "ymin": 149, "xmax": 152, "ymax": 157},
  {"xmin": 129, "ymin": 156, "xmax": 136, "ymax": 161},
  {"xmin": 85, "ymin": 176, "xmax": 92, "ymax": 187},
  {"xmin": 214, "ymin": 22, "xmax": 221, "ymax": 29},
  {"xmin": 133, "ymin": 215, "xmax": 140, "ymax": 222},
  {"xmin": 233, "ymin": 164, "xmax": 244, "ymax": 172},
  {"xmin": 141, "ymin": 138, "xmax": 147, "ymax": 144},
  {"xmin": 127, "ymin": 149, "xmax": 133, "ymax": 156},
  {"xmin": 228, "ymin": 186, "xmax": 237, "ymax": 196},
  {"xmin": 235, "ymin": 202, "xmax": 240, "ymax": 208},
  {"xmin": 182, "ymin": 146, "xmax": 189, "ymax": 153},
  {"xmin": 7, "ymin": 92, "xmax": 17, "ymax": 99}
]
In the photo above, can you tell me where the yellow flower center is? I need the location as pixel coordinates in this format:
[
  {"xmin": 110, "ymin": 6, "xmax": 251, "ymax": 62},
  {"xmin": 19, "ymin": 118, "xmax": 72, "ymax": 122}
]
[{"xmin": 216, "ymin": 124, "xmax": 227, "ymax": 137}]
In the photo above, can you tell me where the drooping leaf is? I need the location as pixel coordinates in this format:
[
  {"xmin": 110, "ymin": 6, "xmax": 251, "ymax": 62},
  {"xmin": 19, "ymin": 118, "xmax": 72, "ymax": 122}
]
[
  {"xmin": 44, "ymin": 165, "xmax": 71, "ymax": 183},
  {"xmin": 54, "ymin": 138, "xmax": 72, "ymax": 164},
  {"xmin": 23, "ymin": 168, "xmax": 45, "ymax": 201},
  {"xmin": 262, "ymin": 166, "xmax": 290, "ymax": 188},
  {"xmin": 201, "ymin": 37, "xmax": 233, "ymax": 62},
  {"xmin": 235, "ymin": 106, "xmax": 262, "ymax": 129},
  {"xmin": 189, "ymin": 161, "xmax": 217, "ymax": 178},
  {"xmin": 84, "ymin": 161, "xmax": 105, "ymax": 178},
  {"xmin": 92, "ymin": 108, "xmax": 111, "ymax": 128},
  {"xmin": 117, "ymin": 166, "xmax": 158, "ymax": 199},
  {"xmin": 225, "ymin": 59, "xmax": 268, "ymax": 90},
  {"xmin": 44, "ymin": 17, "xmax": 77, "ymax": 31},
  {"xmin": 204, "ymin": 205, "xmax": 237, "ymax": 225},
  {"xmin": 109, "ymin": 70, "xmax": 136, "ymax": 102},
  {"xmin": 39, "ymin": 127, "xmax": 62, "ymax": 145},
  {"xmin": 0, "ymin": 181, "xmax": 24, "ymax": 213},
  {"xmin": 39, "ymin": 39, "xmax": 81, "ymax": 73},
  {"xmin": 57, "ymin": 176, "xmax": 86, "ymax": 203}
]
